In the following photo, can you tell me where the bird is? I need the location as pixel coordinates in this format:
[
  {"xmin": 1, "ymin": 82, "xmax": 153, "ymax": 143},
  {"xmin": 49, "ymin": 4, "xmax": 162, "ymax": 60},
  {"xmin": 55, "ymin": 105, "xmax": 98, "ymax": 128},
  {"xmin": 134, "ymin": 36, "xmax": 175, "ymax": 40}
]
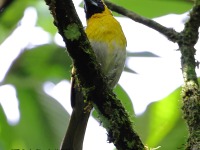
[{"xmin": 61, "ymin": 0, "xmax": 127, "ymax": 149}]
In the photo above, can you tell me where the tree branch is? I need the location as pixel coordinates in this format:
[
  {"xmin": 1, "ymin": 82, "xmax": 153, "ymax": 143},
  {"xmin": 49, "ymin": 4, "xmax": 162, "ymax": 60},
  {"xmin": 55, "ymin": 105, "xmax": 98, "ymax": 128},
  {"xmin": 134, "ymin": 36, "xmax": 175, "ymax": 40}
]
[
  {"xmin": 0, "ymin": 0, "xmax": 14, "ymax": 14},
  {"xmin": 44, "ymin": 0, "xmax": 144, "ymax": 149},
  {"xmin": 105, "ymin": 0, "xmax": 180, "ymax": 43},
  {"xmin": 178, "ymin": 1, "xmax": 200, "ymax": 149}
]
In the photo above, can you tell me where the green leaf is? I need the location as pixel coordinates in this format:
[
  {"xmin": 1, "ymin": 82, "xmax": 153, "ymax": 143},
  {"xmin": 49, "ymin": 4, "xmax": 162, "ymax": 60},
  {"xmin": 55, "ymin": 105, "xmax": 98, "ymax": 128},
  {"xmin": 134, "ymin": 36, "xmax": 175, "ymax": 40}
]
[
  {"xmin": 158, "ymin": 118, "xmax": 188, "ymax": 150},
  {"xmin": 11, "ymin": 85, "xmax": 69, "ymax": 149},
  {"xmin": 5, "ymin": 44, "xmax": 72, "ymax": 84},
  {"xmin": 110, "ymin": 0, "xmax": 193, "ymax": 18},
  {"xmin": 0, "ymin": 104, "xmax": 12, "ymax": 150},
  {"xmin": 135, "ymin": 87, "xmax": 188, "ymax": 149}
]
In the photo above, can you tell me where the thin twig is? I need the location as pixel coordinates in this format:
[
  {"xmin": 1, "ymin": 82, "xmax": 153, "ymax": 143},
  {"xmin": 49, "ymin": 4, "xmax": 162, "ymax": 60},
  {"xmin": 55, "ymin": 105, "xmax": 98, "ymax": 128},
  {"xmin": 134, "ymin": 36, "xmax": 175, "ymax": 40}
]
[{"xmin": 105, "ymin": 0, "xmax": 180, "ymax": 43}]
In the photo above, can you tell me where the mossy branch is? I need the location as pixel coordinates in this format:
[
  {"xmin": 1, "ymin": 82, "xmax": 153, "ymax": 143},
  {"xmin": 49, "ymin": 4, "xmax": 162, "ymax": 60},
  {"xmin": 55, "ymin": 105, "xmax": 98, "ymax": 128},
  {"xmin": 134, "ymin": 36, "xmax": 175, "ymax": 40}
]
[
  {"xmin": 44, "ymin": 0, "xmax": 144, "ymax": 149},
  {"xmin": 178, "ymin": 2, "xmax": 200, "ymax": 149}
]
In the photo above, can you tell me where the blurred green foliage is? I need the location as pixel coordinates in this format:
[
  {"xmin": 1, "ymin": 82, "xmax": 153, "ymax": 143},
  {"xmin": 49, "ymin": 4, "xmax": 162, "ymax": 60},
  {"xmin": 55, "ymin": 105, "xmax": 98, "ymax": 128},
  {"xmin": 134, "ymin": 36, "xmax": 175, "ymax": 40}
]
[
  {"xmin": 135, "ymin": 88, "xmax": 188, "ymax": 149},
  {"xmin": 0, "ymin": 0, "xmax": 195, "ymax": 149},
  {"xmin": 110, "ymin": 0, "xmax": 192, "ymax": 18}
]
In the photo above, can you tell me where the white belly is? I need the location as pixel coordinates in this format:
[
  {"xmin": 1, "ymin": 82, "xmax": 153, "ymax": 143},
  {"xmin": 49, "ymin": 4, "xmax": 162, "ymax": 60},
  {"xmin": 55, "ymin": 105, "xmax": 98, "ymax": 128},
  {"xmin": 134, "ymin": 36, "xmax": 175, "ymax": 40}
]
[{"xmin": 90, "ymin": 40, "xmax": 126, "ymax": 88}]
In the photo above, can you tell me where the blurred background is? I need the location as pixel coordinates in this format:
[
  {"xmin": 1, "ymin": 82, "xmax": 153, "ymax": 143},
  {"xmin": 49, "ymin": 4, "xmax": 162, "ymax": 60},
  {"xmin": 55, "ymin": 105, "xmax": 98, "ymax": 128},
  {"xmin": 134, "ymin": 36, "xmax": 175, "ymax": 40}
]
[{"xmin": 0, "ymin": 0, "xmax": 199, "ymax": 149}]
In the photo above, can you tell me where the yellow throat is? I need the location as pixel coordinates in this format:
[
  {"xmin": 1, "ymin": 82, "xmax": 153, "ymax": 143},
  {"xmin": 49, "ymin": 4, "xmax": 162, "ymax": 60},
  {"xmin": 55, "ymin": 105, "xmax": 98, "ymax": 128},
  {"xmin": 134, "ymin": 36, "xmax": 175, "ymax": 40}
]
[{"xmin": 84, "ymin": 1, "xmax": 127, "ymax": 88}]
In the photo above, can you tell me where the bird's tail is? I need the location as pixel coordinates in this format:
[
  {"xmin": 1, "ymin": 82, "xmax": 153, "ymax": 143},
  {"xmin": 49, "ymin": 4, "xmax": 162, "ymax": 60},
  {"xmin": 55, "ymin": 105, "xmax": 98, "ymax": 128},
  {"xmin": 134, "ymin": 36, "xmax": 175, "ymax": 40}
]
[{"xmin": 61, "ymin": 76, "xmax": 91, "ymax": 150}]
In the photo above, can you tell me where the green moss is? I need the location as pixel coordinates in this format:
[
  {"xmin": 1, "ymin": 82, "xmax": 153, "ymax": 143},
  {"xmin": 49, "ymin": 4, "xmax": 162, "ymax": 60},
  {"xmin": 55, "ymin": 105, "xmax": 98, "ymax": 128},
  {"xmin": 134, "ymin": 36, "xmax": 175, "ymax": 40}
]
[
  {"xmin": 93, "ymin": 103, "xmax": 113, "ymax": 130},
  {"xmin": 122, "ymin": 138, "xmax": 135, "ymax": 148},
  {"xmin": 64, "ymin": 23, "xmax": 81, "ymax": 41}
]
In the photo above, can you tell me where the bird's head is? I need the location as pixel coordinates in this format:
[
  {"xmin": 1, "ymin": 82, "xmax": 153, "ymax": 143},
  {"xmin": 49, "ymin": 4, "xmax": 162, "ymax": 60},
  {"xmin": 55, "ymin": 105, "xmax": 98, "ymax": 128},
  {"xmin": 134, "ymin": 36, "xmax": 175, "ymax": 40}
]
[{"xmin": 83, "ymin": 0, "xmax": 111, "ymax": 19}]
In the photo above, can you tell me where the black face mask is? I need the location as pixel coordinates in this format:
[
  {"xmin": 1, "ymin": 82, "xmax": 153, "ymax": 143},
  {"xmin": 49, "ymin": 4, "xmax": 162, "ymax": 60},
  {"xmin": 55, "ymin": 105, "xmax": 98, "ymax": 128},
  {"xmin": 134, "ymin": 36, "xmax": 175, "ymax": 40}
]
[{"xmin": 84, "ymin": 0, "xmax": 105, "ymax": 19}]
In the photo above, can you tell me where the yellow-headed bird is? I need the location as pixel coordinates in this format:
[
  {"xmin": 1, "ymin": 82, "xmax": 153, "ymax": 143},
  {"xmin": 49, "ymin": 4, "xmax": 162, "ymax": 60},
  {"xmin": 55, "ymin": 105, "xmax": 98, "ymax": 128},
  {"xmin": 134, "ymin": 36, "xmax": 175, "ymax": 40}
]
[{"xmin": 62, "ymin": 0, "xmax": 126, "ymax": 149}]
